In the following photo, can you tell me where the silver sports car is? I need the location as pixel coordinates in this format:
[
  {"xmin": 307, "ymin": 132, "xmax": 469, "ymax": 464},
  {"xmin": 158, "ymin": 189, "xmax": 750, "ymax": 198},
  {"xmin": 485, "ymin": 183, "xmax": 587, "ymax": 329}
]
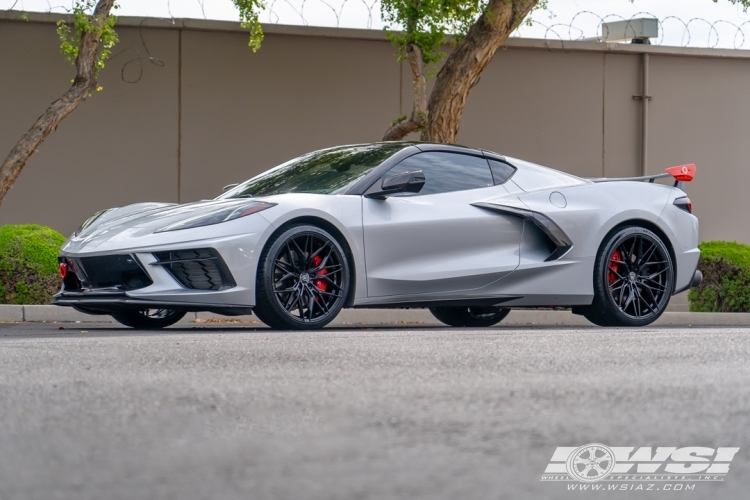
[{"xmin": 54, "ymin": 142, "xmax": 700, "ymax": 329}]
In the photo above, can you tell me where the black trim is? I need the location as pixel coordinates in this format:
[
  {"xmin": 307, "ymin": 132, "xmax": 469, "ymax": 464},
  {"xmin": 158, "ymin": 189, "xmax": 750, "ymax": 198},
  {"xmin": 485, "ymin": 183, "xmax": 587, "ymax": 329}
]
[
  {"xmin": 480, "ymin": 149, "xmax": 508, "ymax": 163},
  {"xmin": 150, "ymin": 256, "xmax": 217, "ymax": 265},
  {"xmin": 472, "ymin": 202, "xmax": 573, "ymax": 261},
  {"xmin": 53, "ymin": 292, "xmax": 253, "ymax": 315},
  {"xmin": 352, "ymin": 296, "xmax": 520, "ymax": 309}
]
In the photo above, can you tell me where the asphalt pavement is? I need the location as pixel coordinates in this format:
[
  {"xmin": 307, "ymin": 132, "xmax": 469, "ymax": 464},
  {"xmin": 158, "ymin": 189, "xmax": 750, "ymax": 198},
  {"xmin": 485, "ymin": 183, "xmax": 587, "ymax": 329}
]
[{"xmin": 1, "ymin": 322, "xmax": 749, "ymax": 500}]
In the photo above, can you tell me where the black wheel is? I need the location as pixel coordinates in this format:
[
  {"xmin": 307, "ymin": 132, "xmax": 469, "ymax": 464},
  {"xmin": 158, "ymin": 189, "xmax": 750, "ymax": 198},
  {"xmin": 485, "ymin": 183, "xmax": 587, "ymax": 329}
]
[
  {"xmin": 579, "ymin": 226, "xmax": 674, "ymax": 327},
  {"xmin": 111, "ymin": 309, "xmax": 186, "ymax": 329},
  {"xmin": 429, "ymin": 306, "xmax": 510, "ymax": 327},
  {"xmin": 254, "ymin": 224, "xmax": 350, "ymax": 330}
]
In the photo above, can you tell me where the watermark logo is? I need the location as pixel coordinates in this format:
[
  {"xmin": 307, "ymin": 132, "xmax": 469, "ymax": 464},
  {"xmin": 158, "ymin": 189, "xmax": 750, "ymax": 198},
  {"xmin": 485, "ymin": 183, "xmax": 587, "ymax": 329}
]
[
  {"xmin": 542, "ymin": 444, "xmax": 740, "ymax": 491},
  {"xmin": 566, "ymin": 444, "xmax": 616, "ymax": 482}
]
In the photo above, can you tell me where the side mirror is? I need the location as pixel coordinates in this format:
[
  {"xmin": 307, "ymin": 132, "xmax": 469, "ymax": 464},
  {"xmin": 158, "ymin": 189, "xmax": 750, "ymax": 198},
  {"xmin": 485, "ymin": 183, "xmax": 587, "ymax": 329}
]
[
  {"xmin": 365, "ymin": 170, "xmax": 426, "ymax": 199},
  {"xmin": 221, "ymin": 183, "xmax": 239, "ymax": 194}
]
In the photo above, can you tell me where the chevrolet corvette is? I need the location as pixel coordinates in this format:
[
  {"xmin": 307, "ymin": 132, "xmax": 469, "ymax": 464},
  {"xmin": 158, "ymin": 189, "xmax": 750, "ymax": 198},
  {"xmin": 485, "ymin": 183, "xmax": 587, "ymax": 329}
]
[{"xmin": 54, "ymin": 142, "xmax": 700, "ymax": 329}]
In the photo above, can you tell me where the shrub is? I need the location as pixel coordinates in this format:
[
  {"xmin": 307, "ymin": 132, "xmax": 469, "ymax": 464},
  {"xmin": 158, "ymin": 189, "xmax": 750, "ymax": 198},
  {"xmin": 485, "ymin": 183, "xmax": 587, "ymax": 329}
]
[
  {"xmin": 0, "ymin": 224, "xmax": 66, "ymax": 305},
  {"xmin": 688, "ymin": 240, "xmax": 750, "ymax": 312}
]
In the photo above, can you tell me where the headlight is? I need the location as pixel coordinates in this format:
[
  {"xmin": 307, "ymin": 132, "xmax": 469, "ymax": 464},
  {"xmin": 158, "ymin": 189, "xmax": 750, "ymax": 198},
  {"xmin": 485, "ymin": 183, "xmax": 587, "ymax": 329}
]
[
  {"xmin": 155, "ymin": 201, "xmax": 276, "ymax": 233},
  {"xmin": 74, "ymin": 209, "xmax": 110, "ymax": 236}
]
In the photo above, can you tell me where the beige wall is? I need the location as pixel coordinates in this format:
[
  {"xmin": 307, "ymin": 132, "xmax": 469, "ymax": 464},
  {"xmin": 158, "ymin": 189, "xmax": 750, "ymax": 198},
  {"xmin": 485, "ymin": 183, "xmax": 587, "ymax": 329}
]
[{"xmin": 1, "ymin": 12, "xmax": 749, "ymax": 244}]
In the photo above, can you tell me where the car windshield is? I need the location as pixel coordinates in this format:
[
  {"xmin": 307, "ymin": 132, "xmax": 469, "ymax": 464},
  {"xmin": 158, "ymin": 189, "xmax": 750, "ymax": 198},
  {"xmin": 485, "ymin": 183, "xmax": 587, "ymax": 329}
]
[{"xmin": 218, "ymin": 144, "xmax": 408, "ymax": 198}]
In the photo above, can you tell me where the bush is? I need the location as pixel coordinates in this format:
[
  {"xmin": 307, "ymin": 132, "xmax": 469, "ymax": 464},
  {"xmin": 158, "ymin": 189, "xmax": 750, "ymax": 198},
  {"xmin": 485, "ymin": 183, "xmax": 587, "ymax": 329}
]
[
  {"xmin": 0, "ymin": 224, "xmax": 66, "ymax": 305},
  {"xmin": 688, "ymin": 240, "xmax": 750, "ymax": 312}
]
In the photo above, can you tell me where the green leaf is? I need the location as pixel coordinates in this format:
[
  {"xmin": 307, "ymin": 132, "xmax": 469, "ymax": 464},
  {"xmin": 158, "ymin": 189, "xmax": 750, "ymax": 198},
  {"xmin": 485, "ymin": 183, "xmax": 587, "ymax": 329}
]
[{"xmin": 231, "ymin": 0, "xmax": 266, "ymax": 51}]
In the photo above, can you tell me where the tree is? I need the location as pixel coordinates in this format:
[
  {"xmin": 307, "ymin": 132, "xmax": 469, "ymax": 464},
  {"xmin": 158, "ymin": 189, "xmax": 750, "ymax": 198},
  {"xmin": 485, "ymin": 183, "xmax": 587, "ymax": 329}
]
[
  {"xmin": 382, "ymin": 0, "xmax": 542, "ymax": 143},
  {"xmin": 0, "ymin": 0, "xmax": 265, "ymax": 207},
  {"xmin": 0, "ymin": 0, "xmax": 117, "ymax": 205},
  {"xmin": 382, "ymin": 0, "xmax": 750, "ymax": 144}
]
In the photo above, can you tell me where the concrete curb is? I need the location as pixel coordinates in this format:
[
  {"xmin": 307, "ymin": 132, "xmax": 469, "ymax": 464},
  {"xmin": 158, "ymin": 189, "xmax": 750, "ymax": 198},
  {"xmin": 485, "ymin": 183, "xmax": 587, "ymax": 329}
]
[{"xmin": 2, "ymin": 305, "xmax": 750, "ymax": 327}]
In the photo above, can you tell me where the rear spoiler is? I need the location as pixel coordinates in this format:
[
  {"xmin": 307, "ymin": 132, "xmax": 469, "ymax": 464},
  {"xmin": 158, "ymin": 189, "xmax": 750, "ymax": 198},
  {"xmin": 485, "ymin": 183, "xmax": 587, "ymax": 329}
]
[{"xmin": 589, "ymin": 164, "xmax": 696, "ymax": 189}]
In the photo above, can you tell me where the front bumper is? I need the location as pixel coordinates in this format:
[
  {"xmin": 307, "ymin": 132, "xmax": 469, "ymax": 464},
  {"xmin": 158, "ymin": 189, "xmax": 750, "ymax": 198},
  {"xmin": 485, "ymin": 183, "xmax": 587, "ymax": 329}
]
[{"xmin": 55, "ymin": 231, "xmax": 269, "ymax": 314}]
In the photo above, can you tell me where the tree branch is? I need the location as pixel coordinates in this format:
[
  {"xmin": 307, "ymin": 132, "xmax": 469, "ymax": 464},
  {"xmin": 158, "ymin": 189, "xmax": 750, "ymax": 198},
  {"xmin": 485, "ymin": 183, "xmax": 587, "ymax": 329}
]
[
  {"xmin": 0, "ymin": 0, "xmax": 117, "ymax": 205},
  {"xmin": 424, "ymin": 0, "xmax": 539, "ymax": 143},
  {"xmin": 383, "ymin": 43, "xmax": 428, "ymax": 141}
]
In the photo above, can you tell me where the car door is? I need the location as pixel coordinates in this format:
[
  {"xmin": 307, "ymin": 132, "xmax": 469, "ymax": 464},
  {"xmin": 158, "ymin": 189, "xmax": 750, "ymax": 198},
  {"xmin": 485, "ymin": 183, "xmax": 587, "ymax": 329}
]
[{"xmin": 362, "ymin": 151, "xmax": 522, "ymax": 298}]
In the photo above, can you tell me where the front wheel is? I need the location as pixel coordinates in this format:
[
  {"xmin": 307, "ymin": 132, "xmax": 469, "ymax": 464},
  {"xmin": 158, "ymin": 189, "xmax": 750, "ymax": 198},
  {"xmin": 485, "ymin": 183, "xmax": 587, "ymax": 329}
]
[
  {"xmin": 111, "ymin": 309, "xmax": 186, "ymax": 329},
  {"xmin": 578, "ymin": 226, "xmax": 674, "ymax": 327},
  {"xmin": 429, "ymin": 306, "xmax": 510, "ymax": 327},
  {"xmin": 253, "ymin": 224, "xmax": 350, "ymax": 330}
]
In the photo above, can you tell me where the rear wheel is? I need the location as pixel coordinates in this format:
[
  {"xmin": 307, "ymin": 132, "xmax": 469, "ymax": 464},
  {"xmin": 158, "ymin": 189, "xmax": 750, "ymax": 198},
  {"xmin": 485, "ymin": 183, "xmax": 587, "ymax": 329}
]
[
  {"xmin": 254, "ymin": 225, "xmax": 350, "ymax": 330},
  {"xmin": 429, "ymin": 306, "xmax": 510, "ymax": 327},
  {"xmin": 111, "ymin": 309, "xmax": 186, "ymax": 329},
  {"xmin": 578, "ymin": 226, "xmax": 674, "ymax": 327}
]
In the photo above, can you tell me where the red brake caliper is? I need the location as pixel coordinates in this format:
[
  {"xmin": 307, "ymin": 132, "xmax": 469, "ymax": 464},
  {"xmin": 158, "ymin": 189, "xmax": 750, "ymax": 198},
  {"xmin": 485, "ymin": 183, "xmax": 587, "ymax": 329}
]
[
  {"xmin": 312, "ymin": 255, "xmax": 327, "ymax": 292},
  {"xmin": 608, "ymin": 250, "xmax": 622, "ymax": 286}
]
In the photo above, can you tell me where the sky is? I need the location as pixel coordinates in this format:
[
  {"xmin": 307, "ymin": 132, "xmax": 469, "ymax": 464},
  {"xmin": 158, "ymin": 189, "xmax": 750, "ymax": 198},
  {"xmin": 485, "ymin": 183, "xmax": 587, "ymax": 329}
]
[{"xmin": 4, "ymin": 0, "xmax": 750, "ymax": 49}]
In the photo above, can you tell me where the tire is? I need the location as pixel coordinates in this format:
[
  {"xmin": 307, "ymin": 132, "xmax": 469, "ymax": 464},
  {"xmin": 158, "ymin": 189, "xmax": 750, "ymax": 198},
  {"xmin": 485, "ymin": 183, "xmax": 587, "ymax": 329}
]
[
  {"xmin": 429, "ymin": 306, "xmax": 510, "ymax": 327},
  {"xmin": 578, "ymin": 226, "xmax": 674, "ymax": 327},
  {"xmin": 254, "ymin": 224, "xmax": 350, "ymax": 330},
  {"xmin": 111, "ymin": 309, "xmax": 186, "ymax": 329}
]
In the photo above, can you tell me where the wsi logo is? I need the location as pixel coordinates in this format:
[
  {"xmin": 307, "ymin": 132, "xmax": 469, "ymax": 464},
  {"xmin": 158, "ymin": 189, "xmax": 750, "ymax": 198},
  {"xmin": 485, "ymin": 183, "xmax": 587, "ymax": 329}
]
[{"xmin": 541, "ymin": 444, "xmax": 739, "ymax": 483}]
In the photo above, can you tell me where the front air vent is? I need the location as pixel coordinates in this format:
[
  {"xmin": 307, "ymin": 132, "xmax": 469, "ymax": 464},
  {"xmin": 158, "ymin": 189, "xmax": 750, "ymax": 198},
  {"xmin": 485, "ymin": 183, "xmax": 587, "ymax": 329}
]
[
  {"xmin": 152, "ymin": 248, "xmax": 236, "ymax": 291},
  {"xmin": 71, "ymin": 254, "xmax": 153, "ymax": 290}
]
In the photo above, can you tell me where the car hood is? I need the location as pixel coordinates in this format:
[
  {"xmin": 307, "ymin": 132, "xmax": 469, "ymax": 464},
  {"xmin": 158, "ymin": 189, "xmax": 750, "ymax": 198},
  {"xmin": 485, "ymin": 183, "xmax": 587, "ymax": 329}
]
[{"xmin": 62, "ymin": 198, "xmax": 269, "ymax": 254}]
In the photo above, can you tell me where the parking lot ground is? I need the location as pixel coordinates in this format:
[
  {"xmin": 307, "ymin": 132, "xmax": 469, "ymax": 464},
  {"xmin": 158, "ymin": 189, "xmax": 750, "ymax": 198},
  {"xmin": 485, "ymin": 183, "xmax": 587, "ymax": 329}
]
[{"xmin": 1, "ymin": 322, "xmax": 749, "ymax": 499}]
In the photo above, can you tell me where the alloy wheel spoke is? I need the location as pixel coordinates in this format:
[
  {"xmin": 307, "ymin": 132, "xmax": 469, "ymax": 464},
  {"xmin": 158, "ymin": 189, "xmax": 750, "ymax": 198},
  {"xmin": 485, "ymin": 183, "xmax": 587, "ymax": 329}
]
[
  {"xmin": 628, "ymin": 237, "xmax": 637, "ymax": 264},
  {"xmin": 296, "ymin": 289, "xmax": 305, "ymax": 319},
  {"xmin": 309, "ymin": 241, "xmax": 330, "ymax": 262},
  {"xmin": 307, "ymin": 289, "xmax": 316, "ymax": 320},
  {"xmin": 647, "ymin": 268, "xmax": 668, "ymax": 280},
  {"xmin": 641, "ymin": 279, "xmax": 667, "ymax": 292},
  {"xmin": 285, "ymin": 290, "xmax": 300, "ymax": 311},
  {"xmin": 311, "ymin": 247, "xmax": 335, "ymax": 273},
  {"xmin": 638, "ymin": 242, "xmax": 658, "ymax": 269},
  {"xmin": 633, "ymin": 287, "xmax": 648, "ymax": 315},
  {"xmin": 275, "ymin": 260, "xmax": 296, "ymax": 275},
  {"xmin": 641, "ymin": 260, "xmax": 667, "ymax": 267},
  {"xmin": 309, "ymin": 287, "xmax": 331, "ymax": 313},
  {"xmin": 318, "ymin": 275, "xmax": 343, "ymax": 291},
  {"xmin": 274, "ymin": 272, "xmax": 296, "ymax": 285},
  {"xmin": 638, "ymin": 287, "xmax": 659, "ymax": 313},
  {"xmin": 290, "ymin": 238, "xmax": 306, "ymax": 264},
  {"xmin": 285, "ymin": 243, "xmax": 301, "ymax": 272},
  {"xmin": 624, "ymin": 285, "xmax": 635, "ymax": 310},
  {"xmin": 618, "ymin": 279, "xmax": 627, "ymax": 306}
]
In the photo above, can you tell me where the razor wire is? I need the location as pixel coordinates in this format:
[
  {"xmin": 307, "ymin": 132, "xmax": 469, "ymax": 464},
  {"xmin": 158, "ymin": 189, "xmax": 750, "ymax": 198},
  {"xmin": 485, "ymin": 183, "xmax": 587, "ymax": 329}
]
[
  {"xmin": 6, "ymin": 0, "xmax": 750, "ymax": 49},
  {"xmin": 514, "ymin": 10, "xmax": 750, "ymax": 50},
  {"xmin": 6, "ymin": 0, "xmax": 750, "ymax": 87}
]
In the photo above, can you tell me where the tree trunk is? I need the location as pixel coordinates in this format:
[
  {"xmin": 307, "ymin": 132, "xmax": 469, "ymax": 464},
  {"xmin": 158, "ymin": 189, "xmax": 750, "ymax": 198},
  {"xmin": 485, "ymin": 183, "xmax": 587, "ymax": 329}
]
[
  {"xmin": 0, "ymin": 0, "xmax": 116, "ymax": 205},
  {"xmin": 423, "ymin": 0, "xmax": 539, "ymax": 143},
  {"xmin": 382, "ymin": 43, "xmax": 428, "ymax": 141}
]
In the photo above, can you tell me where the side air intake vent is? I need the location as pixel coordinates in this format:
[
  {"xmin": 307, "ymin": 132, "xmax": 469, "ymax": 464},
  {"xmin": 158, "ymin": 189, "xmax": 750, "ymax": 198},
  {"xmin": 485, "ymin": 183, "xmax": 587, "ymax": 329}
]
[{"xmin": 152, "ymin": 248, "xmax": 236, "ymax": 290}]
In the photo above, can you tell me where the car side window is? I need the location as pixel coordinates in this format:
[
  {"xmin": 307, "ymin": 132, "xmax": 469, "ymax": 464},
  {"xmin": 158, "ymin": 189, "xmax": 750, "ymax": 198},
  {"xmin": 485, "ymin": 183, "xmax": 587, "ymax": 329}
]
[
  {"xmin": 488, "ymin": 159, "xmax": 516, "ymax": 185},
  {"xmin": 380, "ymin": 152, "xmax": 494, "ymax": 196}
]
